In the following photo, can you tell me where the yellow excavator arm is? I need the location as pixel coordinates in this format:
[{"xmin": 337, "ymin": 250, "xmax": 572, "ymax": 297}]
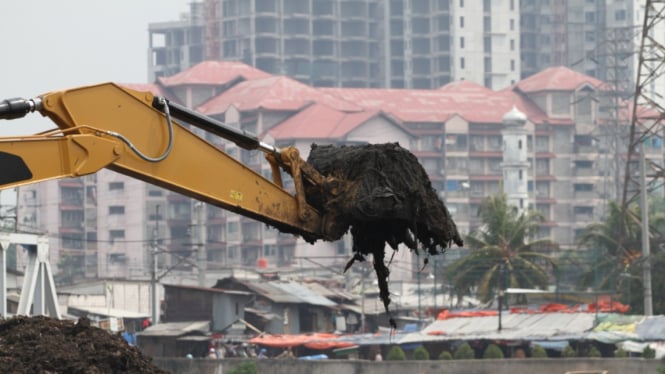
[{"xmin": 0, "ymin": 83, "xmax": 328, "ymax": 242}]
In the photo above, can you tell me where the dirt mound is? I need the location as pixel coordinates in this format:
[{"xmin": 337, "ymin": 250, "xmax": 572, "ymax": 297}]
[
  {"xmin": 306, "ymin": 143, "xmax": 463, "ymax": 325},
  {"xmin": 0, "ymin": 315, "xmax": 168, "ymax": 374}
]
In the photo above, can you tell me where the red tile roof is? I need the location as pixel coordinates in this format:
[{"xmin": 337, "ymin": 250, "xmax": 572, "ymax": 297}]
[
  {"xmin": 266, "ymin": 103, "xmax": 409, "ymax": 140},
  {"xmin": 321, "ymin": 86, "xmax": 547, "ymax": 125},
  {"xmin": 438, "ymin": 79, "xmax": 494, "ymax": 94},
  {"xmin": 516, "ymin": 66, "xmax": 605, "ymax": 93},
  {"xmin": 197, "ymin": 76, "xmax": 362, "ymax": 115},
  {"xmin": 157, "ymin": 60, "xmax": 271, "ymax": 87}
]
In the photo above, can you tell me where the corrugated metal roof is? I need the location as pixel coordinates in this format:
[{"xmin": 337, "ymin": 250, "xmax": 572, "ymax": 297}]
[
  {"xmin": 636, "ymin": 316, "xmax": 665, "ymax": 340},
  {"xmin": 157, "ymin": 60, "xmax": 271, "ymax": 87},
  {"xmin": 270, "ymin": 282, "xmax": 337, "ymax": 307},
  {"xmin": 303, "ymin": 282, "xmax": 354, "ymax": 301},
  {"xmin": 243, "ymin": 281, "xmax": 301, "ymax": 304},
  {"xmin": 69, "ymin": 305, "xmax": 150, "ymax": 319},
  {"xmin": 140, "ymin": 321, "xmax": 210, "ymax": 337},
  {"xmin": 235, "ymin": 279, "xmax": 337, "ymax": 306},
  {"xmin": 399, "ymin": 312, "xmax": 597, "ymax": 344},
  {"xmin": 164, "ymin": 283, "xmax": 252, "ymax": 296}
]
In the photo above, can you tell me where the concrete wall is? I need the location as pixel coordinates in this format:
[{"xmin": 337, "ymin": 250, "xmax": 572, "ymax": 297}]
[{"xmin": 152, "ymin": 357, "xmax": 662, "ymax": 374}]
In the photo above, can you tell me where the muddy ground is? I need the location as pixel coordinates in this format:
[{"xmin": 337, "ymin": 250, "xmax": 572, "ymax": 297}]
[{"xmin": 0, "ymin": 315, "xmax": 168, "ymax": 374}]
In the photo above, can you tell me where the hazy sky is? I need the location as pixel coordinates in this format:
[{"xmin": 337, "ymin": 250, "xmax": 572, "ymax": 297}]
[{"xmin": 0, "ymin": 0, "xmax": 191, "ymax": 134}]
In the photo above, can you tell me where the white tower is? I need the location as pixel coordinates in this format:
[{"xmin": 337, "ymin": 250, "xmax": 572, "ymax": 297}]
[{"xmin": 501, "ymin": 106, "xmax": 530, "ymax": 215}]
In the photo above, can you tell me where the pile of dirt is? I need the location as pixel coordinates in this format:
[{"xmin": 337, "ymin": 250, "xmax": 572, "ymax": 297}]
[
  {"xmin": 306, "ymin": 143, "xmax": 463, "ymax": 325},
  {"xmin": 0, "ymin": 315, "xmax": 168, "ymax": 374}
]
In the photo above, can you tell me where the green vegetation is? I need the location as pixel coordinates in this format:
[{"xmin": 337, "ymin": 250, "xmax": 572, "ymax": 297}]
[
  {"xmin": 447, "ymin": 194, "xmax": 557, "ymax": 304},
  {"xmin": 562, "ymin": 346, "xmax": 577, "ymax": 358},
  {"xmin": 482, "ymin": 344, "xmax": 504, "ymax": 359},
  {"xmin": 587, "ymin": 346, "xmax": 601, "ymax": 358},
  {"xmin": 453, "ymin": 343, "xmax": 475, "ymax": 360},
  {"xmin": 438, "ymin": 351, "xmax": 453, "ymax": 360},
  {"xmin": 643, "ymin": 346, "xmax": 656, "ymax": 359},
  {"xmin": 614, "ymin": 347, "xmax": 628, "ymax": 358},
  {"xmin": 530, "ymin": 345, "xmax": 547, "ymax": 358},
  {"xmin": 386, "ymin": 345, "xmax": 406, "ymax": 361},
  {"xmin": 412, "ymin": 346, "xmax": 430, "ymax": 360}
]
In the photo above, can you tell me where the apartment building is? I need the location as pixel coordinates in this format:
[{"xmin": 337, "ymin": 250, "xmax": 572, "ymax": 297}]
[
  {"xmin": 14, "ymin": 60, "xmax": 663, "ymax": 284},
  {"xmin": 520, "ymin": 0, "xmax": 639, "ymax": 83},
  {"xmin": 148, "ymin": 0, "xmax": 521, "ymax": 90}
]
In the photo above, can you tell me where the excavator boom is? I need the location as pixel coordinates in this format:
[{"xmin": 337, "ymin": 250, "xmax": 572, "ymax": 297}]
[{"xmin": 0, "ymin": 83, "xmax": 325, "ymax": 241}]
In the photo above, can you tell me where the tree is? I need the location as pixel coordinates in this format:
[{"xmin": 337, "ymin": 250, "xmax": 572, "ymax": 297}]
[
  {"xmin": 614, "ymin": 347, "xmax": 628, "ymax": 358},
  {"xmin": 453, "ymin": 343, "xmax": 475, "ymax": 360},
  {"xmin": 531, "ymin": 345, "xmax": 547, "ymax": 358},
  {"xmin": 447, "ymin": 194, "xmax": 558, "ymax": 303},
  {"xmin": 587, "ymin": 346, "xmax": 601, "ymax": 358},
  {"xmin": 576, "ymin": 199, "xmax": 665, "ymax": 314},
  {"xmin": 386, "ymin": 345, "xmax": 406, "ymax": 361},
  {"xmin": 643, "ymin": 346, "xmax": 656, "ymax": 359},
  {"xmin": 412, "ymin": 346, "xmax": 430, "ymax": 360},
  {"xmin": 438, "ymin": 351, "xmax": 453, "ymax": 360},
  {"xmin": 562, "ymin": 346, "xmax": 577, "ymax": 358},
  {"xmin": 482, "ymin": 344, "xmax": 504, "ymax": 359}
]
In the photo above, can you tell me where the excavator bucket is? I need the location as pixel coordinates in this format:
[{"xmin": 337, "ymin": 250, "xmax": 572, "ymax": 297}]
[{"xmin": 304, "ymin": 142, "xmax": 463, "ymax": 326}]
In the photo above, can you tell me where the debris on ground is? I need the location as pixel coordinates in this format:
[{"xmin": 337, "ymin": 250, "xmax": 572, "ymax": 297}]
[
  {"xmin": 0, "ymin": 315, "xmax": 168, "ymax": 374},
  {"xmin": 306, "ymin": 143, "xmax": 464, "ymax": 326}
]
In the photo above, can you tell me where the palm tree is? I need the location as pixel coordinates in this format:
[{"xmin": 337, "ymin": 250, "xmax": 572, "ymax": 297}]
[
  {"xmin": 576, "ymin": 199, "xmax": 665, "ymax": 312},
  {"xmin": 447, "ymin": 194, "xmax": 558, "ymax": 303},
  {"xmin": 576, "ymin": 201, "xmax": 641, "ymax": 291}
]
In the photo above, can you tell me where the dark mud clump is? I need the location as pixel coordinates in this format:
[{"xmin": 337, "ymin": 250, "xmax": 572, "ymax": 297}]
[
  {"xmin": 0, "ymin": 315, "xmax": 169, "ymax": 374},
  {"xmin": 306, "ymin": 143, "xmax": 463, "ymax": 325}
]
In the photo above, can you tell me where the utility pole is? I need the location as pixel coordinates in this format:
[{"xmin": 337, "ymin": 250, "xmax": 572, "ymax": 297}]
[
  {"xmin": 498, "ymin": 263, "xmax": 504, "ymax": 331},
  {"xmin": 360, "ymin": 263, "xmax": 366, "ymax": 333},
  {"xmin": 195, "ymin": 202, "xmax": 207, "ymax": 287},
  {"xmin": 620, "ymin": 0, "xmax": 664, "ymax": 317},
  {"xmin": 150, "ymin": 205, "xmax": 160, "ymax": 325},
  {"xmin": 639, "ymin": 143, "xmax": 653, "ymax": 315}
]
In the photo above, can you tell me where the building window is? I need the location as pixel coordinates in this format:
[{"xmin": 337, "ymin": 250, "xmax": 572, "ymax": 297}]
[
  {"xmin": 510, "ymin": 19, "xmax": 515, "ymax": 31},
  {"xmin": 460, "ymin": 57, "xmax": 465, "ymax": 69},
  {"xmin": 460, "ymin": 0, "xmax": 464, "ymax": 7},
  {"xmin": 109, "ymin": 206, "xmax": 125, "ymax": 215},
  {"xmin": 460, "ymin": 37, "xmax": 465, "ymax": 48},
  {"xmin": 109, "ymin": 230, "xmax": 125, "ymax": 241},
  {"xmin": 519, "ymin": 170, "xmax": 523, "ymax": 180},
  {"xmin": 573, "ymin": 183, "xmax": 593, "ymax": 192},
  {"xmin": 574, "ymin": 206, "xmax": 593, "ymax": 215},
  {"xmin": 510, "ymin": 39, "xmax": 515, "ymax": 51},
  {"xmin": 109, "ymin": 182, "xmax": 124, "ymax": 191},
  {"xmin": 460, "ymin": 16, "xmax": 464, "ymax": 28},
  {"xmin": 615, "ymin": 10, "xmax": 626, "ymax": 21},
  {"xmin": 574, "ymin": 160, "xmax": 593, "ymax": 168},
  {"xmin": 510, "ymin": 59, "xmax": 515, "ymax": 71}
]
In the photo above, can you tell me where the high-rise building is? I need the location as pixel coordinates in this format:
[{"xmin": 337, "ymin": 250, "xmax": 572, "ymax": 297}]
[{"xmin": 148, "ymin": 0, "xmax": 521, "ymax": 90}]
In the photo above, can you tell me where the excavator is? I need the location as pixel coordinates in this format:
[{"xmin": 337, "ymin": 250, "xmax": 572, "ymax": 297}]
[{"xmin": 0, "ymin": 83, "xmax": 463, "ymax": 324}]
